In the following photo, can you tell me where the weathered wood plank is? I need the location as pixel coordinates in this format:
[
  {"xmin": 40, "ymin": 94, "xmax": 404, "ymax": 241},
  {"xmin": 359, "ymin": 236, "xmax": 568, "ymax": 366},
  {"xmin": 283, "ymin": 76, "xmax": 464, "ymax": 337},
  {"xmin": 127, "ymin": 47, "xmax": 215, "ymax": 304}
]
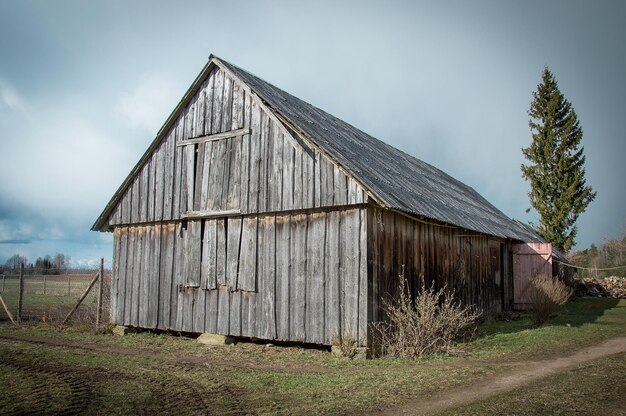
[
  {"xmin": 231, "ymin": 81, "xmax": 243, "ymax": 130},
  {"xmin": 217, "ymin": 286, "xmax": 230, "ymax": 335},
  {"xmin": 227, "ymin": 136, "xmax": 242, "ymax": 210},
  {"xmin": 306, "ymin": 212, "xmax": 326, "ymax": 344},
  {"xmin": 275, "ymin": 214, "xmax": 290, "ymax": 340},
  {"xmin": 270, "ymin": 127, "xmax": 283, "ymax": 211},
  {"xmin": 110, "ymin": 227, "xmax": 121, "ymax": 323},
  {"xmin": 229, "ymin": 291, "xmax": 242, "ymax": 336},
  {"xmin": 211, "ymin": 69, "xmax": 224, "ymax": 134},
  {"xmin": 174, "ymin": 223, "xmax": 185, "ymax": 330},
  {"xmin": 213, "ymin": 223, "xmax": 230, "ymax": 331},
  {"xmin": 240, "ymin": 91, "xmax": 251, "ymax": 212},
  {"xmin": 204, "ymin": 219, "xmax": 218, "ymax": 290},
  {"xmin": 290, "ymin": 213, "xmax": 307, "ymax": 341},
  {"xmin": 115, "ymin": 228, "xmax": 127, "ymax": 324},
  {"xmin": 206, "ymin": 288, "xmax": 218, "ymax": 334},
  {"xmin": 366, "ymin": 208, "xmax": 378, "ymax": 342},
  {"xmin": 358, "ymin": 208, "xmax": 368, "ymax": 346},
  {"xmin": 216, "ymin": 219, "xmax": 226, "ymax": 286},
  {"xmin": 130, "ymin": 179, "xmax": 140, "ymax": 223},
  {"xmin": 226, "ymin": 217, "xmax": 243, "ymax": 289},
  {"xmin": 258, "ymin": 112, "xmax": 269, "ymax": 212},
  {"xmin": 324, "ymin": 211, "xmax": 340, "ymax": 344},
  {"xmin": 121, "ymin": 188, "xmax": 131, "ymax": 224},
  {"xmin": 147, "ymin": 149, "xmax": 156, "ymax": 222},
  {"xmin": 193, "ymin": 142, "xmax": 205, "ymax": 212},
  {"xmin": 185, "ymin": 220, "xmax": 202, "ymax": 287},
  {"xmin": 293, "ymin": 148, "xmax": 303, "ymax": 210},
  {"xmin": 199, "ymin": 141, "xmax": 213, "ymax": 211},
  {"xmin": 120, "ymin": 227, "xmax": 131, "ymax": 325},
  {"xmin": 162, "ymin": 128, "xmax": 175, "ymax": 221},
  {"xmin": 154, "ymin": 143, "xmax": 165, "ymax": 221},
  {"xmin": 323, "ymin": 157, "xmax": 335, "ymax": 207},
  {"xmin": 194, "ymin": 80, "xmax": 207, "ymax": 138},
  {"xmin": 203, "ymin": 68, "xmax": 216, "ymax": 136},
  {"xmin": 302, "ymin": 149, "xmax": 314, "ymax": 208},
  {"xmin": 313, "ymin": 151, "xmax": 322, "ymax": 208},
  {"xmin": 221, "ymin": 76, "xmax": 233, "ymax": 132},
  {"xmin": 157, "ymin": 223, "xmax": 174, "ymax": 329},
  {"xmin": 146, "ymin": 225, "xmax": 160, "ymax": 329},
  {"xmin": 206, "ymin": 140, "xmax": 224, "ymax": 211},
  {"xmin": 139, "ymin": 164, "xmax": 149, "ymax": 223},
  {"xmin": 176, "ymin": 128, "xmax": 250, "ymax": 146},
  {"xmin": 248, "ymin": 102, "xmax": 261, "ymax": 212},
  {"xmin": 132, "ymin": 227, "xmax": 143, "ymax": 327},
  {"xmin": 184, "ymin": 144, "xmax": 195, "ymax": 213},
  {"xmin": 333, "ymin": 165, "xmax": 347, "ymax": 206},
  {"xmin": 257, "ymin": 215, "xmax": 276, "ymax": 340},
  {"xmin": 282, "ymin": 140, "xmax": 294, "ymax": 210},
  {"xmin": 183, "ymin": 209, "xmax": 241, "ymax": 219},
  {"xmin": 238, "ymin": 217, "xmax": 257, "ymax": 292},
  {"xmin": 139, "ymin": 225, "xmax": 152, "ymax": 328},
  {"xmin": 221, "ymin": 138, "xmax": 233, "ymax": 209},
  {"xmin": 341, "ymin": 210, "xmax": 359, "ymax": 341},
  {"xmin": 172, "ymin": 130, "xmax": 184, "ymax": 219}
]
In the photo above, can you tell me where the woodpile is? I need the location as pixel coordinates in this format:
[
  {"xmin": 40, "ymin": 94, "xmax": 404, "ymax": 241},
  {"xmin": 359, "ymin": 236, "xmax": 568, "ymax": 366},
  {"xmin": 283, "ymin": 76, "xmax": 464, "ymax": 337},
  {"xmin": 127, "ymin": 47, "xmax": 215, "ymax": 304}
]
[{"xmin": 576, "ymin": 276, "xmax": 626, "ymax": 298}]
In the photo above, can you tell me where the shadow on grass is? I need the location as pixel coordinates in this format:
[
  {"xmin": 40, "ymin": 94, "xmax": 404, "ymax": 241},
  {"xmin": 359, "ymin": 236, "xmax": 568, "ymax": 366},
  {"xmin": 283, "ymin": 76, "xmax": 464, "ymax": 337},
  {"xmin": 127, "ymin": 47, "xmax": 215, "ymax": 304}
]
[
  {"xmin": 548, "ymin": 297, "xmax": 621, "ymax": 328},
  {"xmin": 475, "ymin": 297, "xmax": 622, "ymax": 339}
]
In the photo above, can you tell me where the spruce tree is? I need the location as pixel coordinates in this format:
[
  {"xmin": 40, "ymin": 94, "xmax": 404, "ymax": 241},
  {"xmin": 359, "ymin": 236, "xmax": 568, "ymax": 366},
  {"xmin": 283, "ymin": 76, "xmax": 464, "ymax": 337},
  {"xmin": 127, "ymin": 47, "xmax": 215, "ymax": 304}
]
[{"xmin": 521, "ymin": 67, "xmax": 596, "ymax": 253}]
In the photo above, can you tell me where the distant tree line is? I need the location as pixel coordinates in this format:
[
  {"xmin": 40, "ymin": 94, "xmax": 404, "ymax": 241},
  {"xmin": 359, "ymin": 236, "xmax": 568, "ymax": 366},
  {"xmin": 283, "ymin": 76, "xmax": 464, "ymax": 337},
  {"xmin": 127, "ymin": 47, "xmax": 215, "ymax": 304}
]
[
  {"xmin": 570, "ymin": 230, "xmax": 626, "ymax": 279},
  {"xmin": 1, "ymin": 253, "xmax": 70, "ymax": 275}
]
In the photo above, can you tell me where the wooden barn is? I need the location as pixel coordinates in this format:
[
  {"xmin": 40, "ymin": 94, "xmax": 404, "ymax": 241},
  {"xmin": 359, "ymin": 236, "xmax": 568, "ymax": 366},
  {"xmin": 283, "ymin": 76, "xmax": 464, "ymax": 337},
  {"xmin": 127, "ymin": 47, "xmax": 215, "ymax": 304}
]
[{"xmin": 93, "ymin": 55, "xmax": 548, "ymax": 348}]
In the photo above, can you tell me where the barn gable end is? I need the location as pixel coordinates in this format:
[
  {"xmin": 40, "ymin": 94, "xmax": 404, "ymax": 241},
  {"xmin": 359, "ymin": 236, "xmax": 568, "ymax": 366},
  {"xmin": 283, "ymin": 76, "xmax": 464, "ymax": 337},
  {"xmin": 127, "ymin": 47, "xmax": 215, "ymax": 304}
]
[{"xmin": 97, "ymin": 62, "xmax": 368, "ymax": 231}]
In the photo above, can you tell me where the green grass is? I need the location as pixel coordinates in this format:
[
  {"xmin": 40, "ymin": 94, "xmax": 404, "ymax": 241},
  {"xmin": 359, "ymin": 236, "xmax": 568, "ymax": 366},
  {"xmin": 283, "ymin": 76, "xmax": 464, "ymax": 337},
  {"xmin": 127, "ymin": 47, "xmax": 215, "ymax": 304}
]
[
  {"xmin": 0, "ymin": 297, "xmax": 624, "ymax": 415},
  {"xmin": 442, "ymin": 352, "xmax": 626, "ymax": 416},
  {"xmin": 463, "ymin": 298, "xmax": 626, "ymax": 360}
]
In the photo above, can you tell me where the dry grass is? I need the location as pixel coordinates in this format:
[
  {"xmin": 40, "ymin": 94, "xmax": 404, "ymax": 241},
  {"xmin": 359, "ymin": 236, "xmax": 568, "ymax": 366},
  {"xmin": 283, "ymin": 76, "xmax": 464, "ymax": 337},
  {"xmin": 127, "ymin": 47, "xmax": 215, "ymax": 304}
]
[{"xmin": 528, "ymin": 275, "xmax": 572, "ymax": 325}]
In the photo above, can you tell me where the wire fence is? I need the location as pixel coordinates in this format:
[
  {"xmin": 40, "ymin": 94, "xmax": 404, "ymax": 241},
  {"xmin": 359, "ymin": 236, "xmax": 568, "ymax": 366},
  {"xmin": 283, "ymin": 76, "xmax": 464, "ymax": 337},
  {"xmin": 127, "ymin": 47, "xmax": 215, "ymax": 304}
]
[{"xmin": 0, "ymin": 267, "xmax": 111, "ymax": 328}]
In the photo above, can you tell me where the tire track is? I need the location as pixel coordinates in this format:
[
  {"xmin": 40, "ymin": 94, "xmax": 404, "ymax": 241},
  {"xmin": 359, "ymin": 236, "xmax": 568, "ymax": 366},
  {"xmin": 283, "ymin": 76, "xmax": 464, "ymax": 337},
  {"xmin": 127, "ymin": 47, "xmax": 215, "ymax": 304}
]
[
  {"xmin": 0, "ymin": 343, "xmax": 252, "ymax": 415},
  {"xmin": 0, "ymin": 359, "xmax": 92, "ymax": 416}
]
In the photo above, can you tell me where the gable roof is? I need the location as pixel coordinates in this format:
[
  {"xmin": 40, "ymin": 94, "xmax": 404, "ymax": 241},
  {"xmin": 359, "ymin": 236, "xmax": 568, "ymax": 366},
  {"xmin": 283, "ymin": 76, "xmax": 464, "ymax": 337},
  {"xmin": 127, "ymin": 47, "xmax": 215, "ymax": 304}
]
[
  {"xmin": 216, "ymin": 58, "xmax": 535, "ymax": 240},
  {"xmin": 93, "ymin": 55, "xmax": 539, "ymax": 242}
]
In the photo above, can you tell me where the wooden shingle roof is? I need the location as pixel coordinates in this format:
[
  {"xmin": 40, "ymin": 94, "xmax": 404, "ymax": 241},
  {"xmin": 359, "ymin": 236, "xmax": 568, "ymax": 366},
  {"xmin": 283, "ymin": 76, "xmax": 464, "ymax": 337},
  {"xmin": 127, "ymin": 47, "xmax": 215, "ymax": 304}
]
[{"xmin": 218, "ymin": 57, "xmax": 535, "ymax": 241}]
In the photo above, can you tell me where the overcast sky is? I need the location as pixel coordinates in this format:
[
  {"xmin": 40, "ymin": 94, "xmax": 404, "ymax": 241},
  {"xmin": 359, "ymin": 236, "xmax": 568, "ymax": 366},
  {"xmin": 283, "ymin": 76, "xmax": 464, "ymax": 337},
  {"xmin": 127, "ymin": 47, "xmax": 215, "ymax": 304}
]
[{"xmin": 1, "ymin": 0, "xmax": 625, "ymax": 267}]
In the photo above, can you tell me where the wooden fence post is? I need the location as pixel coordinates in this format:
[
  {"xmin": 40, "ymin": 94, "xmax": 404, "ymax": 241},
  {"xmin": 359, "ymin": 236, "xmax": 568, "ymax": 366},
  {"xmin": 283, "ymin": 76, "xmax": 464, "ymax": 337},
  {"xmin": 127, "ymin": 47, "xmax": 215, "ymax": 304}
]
[
  {"xmin": 67, "ymin": 274, "xmax": 71, "ymax": 296},
  {"xmin": 96, "ymin": 258, "xmax": 104, "ymax": 327},
  {"xmin": 63, "ymin": 271, "xmax": 100, "ymax": 325},
  {"xmin": 17, "ymin": 262, "xmax": 24, "ymax": 324},
  {"xmin": 43, "ymin": 274, "xmax": 47, "ymax": 295}
]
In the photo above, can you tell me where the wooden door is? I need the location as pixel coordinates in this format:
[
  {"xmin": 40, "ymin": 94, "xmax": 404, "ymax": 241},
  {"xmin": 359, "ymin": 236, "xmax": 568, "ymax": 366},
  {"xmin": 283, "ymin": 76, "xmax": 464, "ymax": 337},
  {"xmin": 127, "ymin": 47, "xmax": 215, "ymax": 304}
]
[{"xmin": 513, "ymin": 243, "xmax": 552, "ymax": 310}]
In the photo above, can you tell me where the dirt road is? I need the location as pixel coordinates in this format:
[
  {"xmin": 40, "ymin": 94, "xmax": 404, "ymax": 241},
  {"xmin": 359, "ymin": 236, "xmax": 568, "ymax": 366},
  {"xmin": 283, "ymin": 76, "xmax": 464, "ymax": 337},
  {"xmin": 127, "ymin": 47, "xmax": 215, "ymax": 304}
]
[{"xmin": 388, "ymin": 336, "xmax": 626, "ymax": 415}]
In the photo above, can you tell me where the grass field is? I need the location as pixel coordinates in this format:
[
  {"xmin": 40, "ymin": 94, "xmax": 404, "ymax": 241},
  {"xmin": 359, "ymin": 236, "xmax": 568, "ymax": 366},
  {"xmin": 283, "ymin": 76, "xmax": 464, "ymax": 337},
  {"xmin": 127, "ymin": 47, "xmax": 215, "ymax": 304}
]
[
  {"xmin": 0, "ymin": 298, "xmax": 624, "ymax": 415},
  {"xmin": 0, "ymin": 274, "xmax": 108, "ymax": 324}
]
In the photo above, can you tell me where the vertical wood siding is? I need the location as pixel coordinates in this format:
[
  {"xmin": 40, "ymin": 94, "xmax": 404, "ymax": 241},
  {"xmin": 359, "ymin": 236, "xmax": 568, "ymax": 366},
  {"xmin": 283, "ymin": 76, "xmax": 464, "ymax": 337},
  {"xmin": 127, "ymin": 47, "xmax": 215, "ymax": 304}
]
[
  {"xmin": 106, "ymin": 67, "xmax": 367, "ymax": 228},
  {"xmin": 110, "ymin": 207, "xmax": 368, "ymax": 346},
  {"xmin": 367, "ymin": 207, "xmax": 510, "ymax": 324}
]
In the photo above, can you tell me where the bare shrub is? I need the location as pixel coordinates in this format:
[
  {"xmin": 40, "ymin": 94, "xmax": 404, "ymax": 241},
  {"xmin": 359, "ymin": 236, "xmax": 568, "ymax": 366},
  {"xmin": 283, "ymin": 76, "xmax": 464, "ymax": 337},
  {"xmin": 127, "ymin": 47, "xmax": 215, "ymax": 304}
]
[
  {"xmin": 528, "ymin": 274, "xmax": 572, "ymax": 325},
  {"xmin": 371, "ymin": 279, "xmax": 480, "ymax": 359}
]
